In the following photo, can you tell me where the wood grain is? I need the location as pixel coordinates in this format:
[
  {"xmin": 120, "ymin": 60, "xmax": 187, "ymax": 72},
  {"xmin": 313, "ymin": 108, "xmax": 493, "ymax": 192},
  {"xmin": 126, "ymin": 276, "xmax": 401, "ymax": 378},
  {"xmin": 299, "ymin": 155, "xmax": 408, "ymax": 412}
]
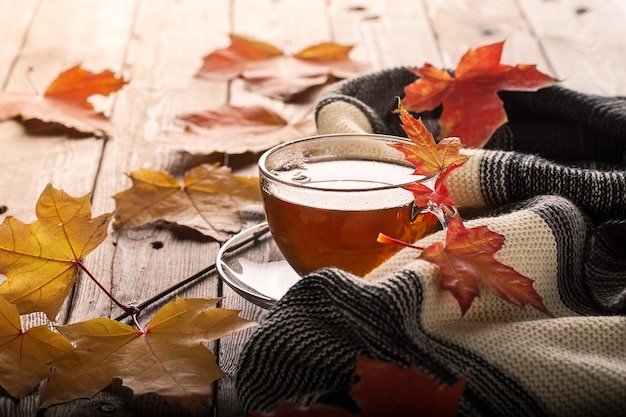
[
  {"xmin": 520, "ymin": 0, "xmax": 626, "ymax": 94},
  {"xmin": 0, "ymin": 0, "xmax": 625, "ymax": 415}
]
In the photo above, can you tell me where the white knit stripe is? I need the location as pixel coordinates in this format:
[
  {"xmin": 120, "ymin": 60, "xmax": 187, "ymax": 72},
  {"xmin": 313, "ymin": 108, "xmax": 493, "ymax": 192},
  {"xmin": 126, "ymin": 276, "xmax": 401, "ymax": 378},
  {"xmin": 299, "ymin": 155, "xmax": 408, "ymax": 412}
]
[
  {"xmin": 370, "ymin": 209, "xmax": 575, "ymax": 321},
  {"xmin": 446, "ymin": 150, "xmax": 489, "ymax": 208},
  {"xmin": 426, "ymin": 315, "xmax": 626, "ymax": 417},
  {"xmin": 370, "ymin": 209, "xmax": 626, "ymax": 417},
  {"xmin": 316, "ymin": 101, "xmax": 373, "ymax": 134}
]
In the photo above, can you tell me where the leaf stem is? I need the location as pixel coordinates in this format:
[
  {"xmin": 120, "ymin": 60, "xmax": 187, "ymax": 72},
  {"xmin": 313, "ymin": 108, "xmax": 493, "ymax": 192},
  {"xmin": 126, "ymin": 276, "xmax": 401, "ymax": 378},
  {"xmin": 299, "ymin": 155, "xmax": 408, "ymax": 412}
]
[
  {"xmin": 131, "ymin": 313, "xmax": 144, "ymax": 332},
  {"xmin": 26, "ymin": 67, "xmax": 43, "ymax": 95},
  {"xmin": 114, "ymin": 225, "xmax": 271, "ymax": 321},
  {"xmin": 114, "ymin": 263, "xmax": 216, "ymax": 321},
  {"xmin": 77, "ymin": 261, "xmax": 138, "ymax": 317},
  {"xmin": 377, "ymin": 233, "xmax": 425, "ymax": 251}
]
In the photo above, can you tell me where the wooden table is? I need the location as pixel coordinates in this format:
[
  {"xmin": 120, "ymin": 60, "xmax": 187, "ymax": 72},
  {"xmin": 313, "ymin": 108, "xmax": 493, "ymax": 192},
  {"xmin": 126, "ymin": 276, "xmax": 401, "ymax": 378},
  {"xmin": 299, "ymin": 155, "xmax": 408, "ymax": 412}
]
[{"xmin": 1, "ymin": 0, "xmax": 625, "ymax": 416}]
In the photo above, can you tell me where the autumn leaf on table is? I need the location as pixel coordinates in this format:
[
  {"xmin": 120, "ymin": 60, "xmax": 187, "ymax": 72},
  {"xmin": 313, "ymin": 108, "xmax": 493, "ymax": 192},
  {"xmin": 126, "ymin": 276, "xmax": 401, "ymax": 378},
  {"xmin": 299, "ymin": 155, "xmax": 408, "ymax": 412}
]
[
  {"xmin": 44, "ymin": 297, "xmax": 256, "ymax": 411},
  {"xmin": 0, "ymin": 65, "xmax": 127, "ymax": 136},
  {"xmin": 0, "ymin": 297, "xmax": 72, "ymax": 399},
  {"xmin": 113, "ymin": 163, "xmax": 262, "ymax": 241},
  {"xmin": 155, "ymin": 104, "xmax": 316, "ymax": 155},
  {"xmin": 0, "ymin": 184, "xmax": 112, "ymax": 319},
  {"xmin": 402, "ymin": 41, "xmax": 556, "ymax": 148},
  {"xmin": 391, "ymin": 101, "xmax": 469, "ymax": 177},
  {"xmin": 250, "ymin": 355, "xmax": 465, "ymax": 417},
  {"xmin": 196, "ymin": 34, "xmax": 368, "ymax": 100},
  {"xmin": 419, "ymin": 215, "xmax": 550, "ymax": 316}
]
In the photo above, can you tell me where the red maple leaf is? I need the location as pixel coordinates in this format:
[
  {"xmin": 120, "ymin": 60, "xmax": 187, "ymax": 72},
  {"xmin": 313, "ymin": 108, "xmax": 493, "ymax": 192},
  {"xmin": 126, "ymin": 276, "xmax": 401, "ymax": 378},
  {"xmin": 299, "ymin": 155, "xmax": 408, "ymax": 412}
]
[
  {"xmin": 402, "ymin": 163, "xmax": 460, "ymax": 209},
  {"xmin": 351, "ymin": 355, "xmax": 466, "ymax": 417},
  {"xmin": 154, "ymin": 104, "xmax": 316, "ymax": 154},
  {"xmin": 419, "ymin": 215, "xmax": 550, "ymax": 316},
  {"xmin": 402, "ymin": 41, "xmax": 556, "ymax": 148},
  {"xmin": 390, "ymin": 101, "xmax": 468, "ymax": 177},
  {"xmin": 248, "ymin": 355, "xmax": 465, "ymax": 417}
]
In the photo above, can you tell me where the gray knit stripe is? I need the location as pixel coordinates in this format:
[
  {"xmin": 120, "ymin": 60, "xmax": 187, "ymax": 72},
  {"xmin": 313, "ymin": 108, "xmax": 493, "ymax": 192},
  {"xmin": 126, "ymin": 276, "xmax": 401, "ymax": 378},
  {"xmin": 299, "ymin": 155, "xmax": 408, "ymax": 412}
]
[
  {"xmin": 500, "ymin": 196, "xmax": 603, "ymax": 315},
  {"xmin": 315, "ymin": 67, "xmax": 424, "ymax": 137},
  {"xmin": 479, "ymin": 151, "xmax": 626, "ymax": 222},
  {"xmin": 240, "ymin": 69, "xmax": 626, "ymax": 416},
  {"xmin": 316, "ymin": 94, "xmax": 387, "ymax": 133},
  {"xmin": 237, "ymin": 267, "xmax": 549, "ymax": 416},
  {"xmin": 584, "ymin": 220, "xmax": 626, "ymax": 313},
  {"xmin": 314, "ymin": 68, "xmax": 626, "ymax": 165},
  {"xmin": 499, "ymin": 86, "xmax": 626, "ymax": 141},
  {"xmin": 236, "ymin": 275, "xmax": 362, "ymax": 411}
]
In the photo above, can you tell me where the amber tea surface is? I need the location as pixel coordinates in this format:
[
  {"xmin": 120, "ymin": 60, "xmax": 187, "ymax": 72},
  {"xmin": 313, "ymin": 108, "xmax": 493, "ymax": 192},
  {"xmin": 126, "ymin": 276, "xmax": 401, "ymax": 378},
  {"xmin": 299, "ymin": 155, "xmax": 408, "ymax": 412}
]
[{"xmin": 261, "ymin": 155, "xmax": 436, "ymax": 276}]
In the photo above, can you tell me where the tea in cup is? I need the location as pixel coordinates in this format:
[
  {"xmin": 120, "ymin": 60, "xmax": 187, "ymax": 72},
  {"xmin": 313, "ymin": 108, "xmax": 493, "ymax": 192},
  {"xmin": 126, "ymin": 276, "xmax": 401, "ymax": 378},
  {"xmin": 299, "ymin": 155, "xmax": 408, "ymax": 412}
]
[{"xmin": 258, "ymin": 133, "xmax": 437, "ymax": 277}]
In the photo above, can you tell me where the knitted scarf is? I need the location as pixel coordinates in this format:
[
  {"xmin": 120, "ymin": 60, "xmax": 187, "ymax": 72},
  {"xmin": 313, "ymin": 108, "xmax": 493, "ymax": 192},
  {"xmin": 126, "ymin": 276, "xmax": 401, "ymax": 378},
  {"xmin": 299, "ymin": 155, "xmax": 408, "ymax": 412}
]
[{"xmin": 236, "ymin": 67, "xmax": 626, "ymax": 417}]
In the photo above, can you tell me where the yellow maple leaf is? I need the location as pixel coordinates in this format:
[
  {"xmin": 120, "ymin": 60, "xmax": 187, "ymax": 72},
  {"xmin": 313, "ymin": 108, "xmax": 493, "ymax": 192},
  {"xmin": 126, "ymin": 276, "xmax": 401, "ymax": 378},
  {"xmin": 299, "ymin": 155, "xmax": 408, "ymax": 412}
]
[
  {"xmin": 0, "ymin": 297, "xmax": 73, "ymax": 399},
  {"xmin": 112, "ymin": 163, "xmax": 262, "ymax": 241},
  {"xmin": 0, "ymin": 184, "xmax": 113, "ymax": 319},
  {"xmin": 43, "ymin": 297, "xmax": 256, "ymax": 410}
]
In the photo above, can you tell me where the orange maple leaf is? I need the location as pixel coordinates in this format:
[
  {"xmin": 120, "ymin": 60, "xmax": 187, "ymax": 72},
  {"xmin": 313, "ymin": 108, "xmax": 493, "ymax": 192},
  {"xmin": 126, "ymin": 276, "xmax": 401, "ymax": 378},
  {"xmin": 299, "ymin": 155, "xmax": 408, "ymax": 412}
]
[
  {"xmin": 0, "ymin": 297, "xmax": 73, "ymax": 399},
  {"xmin": 402, "ymin": 41, "xmax": 556, "ymax": 148},
  {"xmin": 390, "ymin": 101, "xmax": 468, "ymax": 177},
  {"xmin": 44, "ymin": 297, "xmax": 256, "ymax": 411},
  {"xmin": 0, "ymin": 65, "xmax": 127, "ymax": 136},
  {"xmin": 0, "ymin": 184, "xmax": 113, "ymax": 319},
  {"xmin": 196, "ymin": 34, "xmax": 367, "ymax": 100},
  {"xmin": 419, "ymin": 215, "xmax": 550, "ymax": 316},
  {"xmin": 155, "ymin": 104, "xmax": 316, "ymax": 155},
  {"xmin": 112, "ymin": 163, "xmax": 262, "ymax": 241}
]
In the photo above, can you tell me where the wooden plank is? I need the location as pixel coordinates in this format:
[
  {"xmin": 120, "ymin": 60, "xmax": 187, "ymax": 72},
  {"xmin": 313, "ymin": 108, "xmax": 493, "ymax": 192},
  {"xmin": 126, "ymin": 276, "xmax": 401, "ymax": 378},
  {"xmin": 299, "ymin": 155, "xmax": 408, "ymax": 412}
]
[
  {"xmin": 0, "ymin": 2, "xmax": 137, "ymax": 415},
  {"xmin": 215, "ymin": 1, "xmax": 332, "ymax": 415},
  {"xmin": 328, "ymin": 0, "xmax": 443, "ymax": 69},
  {"xmin": 1, "ymin": 1, "xmax": 621, "ymax": 416},
  {"xmin": 69, "ymin": 0, "xmax": 231, "ymax": 324},
  {"xmin": 50, "ymin": 0, "xmax": 233, "ymax": 415},
  {"xmin": 0, "ymin": 0, "xmax": 135, "ymax": 269},
  {"xmin": 0, "ymin": 0, "xmax": 136, "ymax": 335},
  {"xmin": 520, "ymin": 0, "xmax": 626, "ymax": 94},
  {"xmin": 0, "ymin": 0, "xmax": 134, "ymax": 225},
  {"xmin": 0, "ymin": 0, "xmax": 38, "ymax": 83},
  {"xmin": 423, "ymin": 0, "xmax": 553, "ymax": 73}
]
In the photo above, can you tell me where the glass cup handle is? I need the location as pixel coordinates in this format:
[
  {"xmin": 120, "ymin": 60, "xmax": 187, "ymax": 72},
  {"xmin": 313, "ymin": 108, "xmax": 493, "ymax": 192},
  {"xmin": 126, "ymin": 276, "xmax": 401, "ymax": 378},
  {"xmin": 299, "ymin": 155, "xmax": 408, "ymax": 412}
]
[{"xmin": 412, "ymin": 201, "xmax": 457, "ymax": 228}]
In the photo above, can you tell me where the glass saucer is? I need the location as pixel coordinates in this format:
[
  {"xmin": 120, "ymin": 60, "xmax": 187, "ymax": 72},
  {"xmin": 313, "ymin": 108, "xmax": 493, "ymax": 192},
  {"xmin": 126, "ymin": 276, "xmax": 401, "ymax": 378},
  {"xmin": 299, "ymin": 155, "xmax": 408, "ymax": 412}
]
[{"xmin": 216, "ymin": 221, "xmax": 300, "ymax": 309}]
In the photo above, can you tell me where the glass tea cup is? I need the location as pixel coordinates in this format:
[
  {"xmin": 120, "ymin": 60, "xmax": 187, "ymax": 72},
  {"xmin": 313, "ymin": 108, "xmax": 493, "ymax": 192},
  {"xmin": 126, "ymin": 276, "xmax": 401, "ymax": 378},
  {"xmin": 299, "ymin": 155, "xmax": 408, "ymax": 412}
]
[{"xmin": 258, "ymin": 133, "xmax": 438, "ymax": 277}]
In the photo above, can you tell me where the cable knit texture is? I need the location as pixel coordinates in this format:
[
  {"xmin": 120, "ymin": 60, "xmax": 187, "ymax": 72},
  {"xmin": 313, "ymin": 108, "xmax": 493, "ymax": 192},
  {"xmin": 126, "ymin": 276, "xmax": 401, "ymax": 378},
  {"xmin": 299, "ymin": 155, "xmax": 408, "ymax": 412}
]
[{"xmin": 236, "ymin": 67, "xmax": 626, "ymax": 417}]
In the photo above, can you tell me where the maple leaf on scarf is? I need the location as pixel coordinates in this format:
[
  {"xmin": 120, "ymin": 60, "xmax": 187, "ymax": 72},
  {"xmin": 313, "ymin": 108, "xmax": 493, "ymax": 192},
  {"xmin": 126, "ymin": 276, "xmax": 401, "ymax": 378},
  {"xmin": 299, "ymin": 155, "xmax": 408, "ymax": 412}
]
[
  {"xmin": 402, "ymin": 163, "xmax": 460, "ymax": 209},
  {"xmin": 379, "ymin": 214, "xmax": 550, "ymax": 316},
  {"xmin": 402, "ymin": 41, "xmax": 556, "ymax": 148},
  {"xmin": 419, "ymin": 215, "xmax": 550, "ymax": 316},
  {"xmin": 390, "ymin": 101, "xmax": 469, "ymax": 177}
]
